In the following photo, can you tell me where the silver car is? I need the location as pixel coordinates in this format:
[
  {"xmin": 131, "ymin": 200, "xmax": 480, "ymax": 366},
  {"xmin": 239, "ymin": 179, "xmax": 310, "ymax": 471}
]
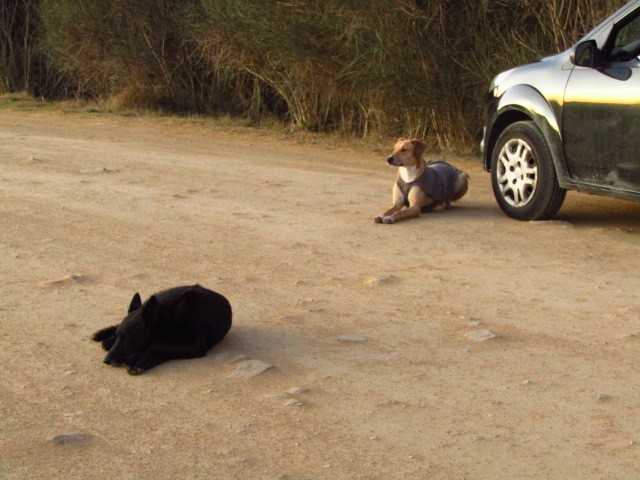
[{"xmin": 481, "ymin": 0, "xmax": 640, "ymax": 220}]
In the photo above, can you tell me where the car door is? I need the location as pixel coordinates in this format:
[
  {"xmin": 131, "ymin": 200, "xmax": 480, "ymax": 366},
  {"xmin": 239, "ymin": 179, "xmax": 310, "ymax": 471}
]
[{"xmin": 563, "ymin": 8, "xmax": 640, "ymax": 190}]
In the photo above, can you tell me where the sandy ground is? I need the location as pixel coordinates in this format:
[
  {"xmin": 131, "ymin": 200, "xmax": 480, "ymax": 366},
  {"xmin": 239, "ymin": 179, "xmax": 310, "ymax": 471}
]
[{"xmin": 0, "ymin": 109, "xmax": 639, "ymax": 480}]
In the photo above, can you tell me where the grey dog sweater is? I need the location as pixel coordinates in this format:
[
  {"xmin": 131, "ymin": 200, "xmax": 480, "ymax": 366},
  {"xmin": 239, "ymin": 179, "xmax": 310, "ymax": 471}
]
[{"xmin": 396, "ymin": 160, "xmax": 461, "ymax": 207}]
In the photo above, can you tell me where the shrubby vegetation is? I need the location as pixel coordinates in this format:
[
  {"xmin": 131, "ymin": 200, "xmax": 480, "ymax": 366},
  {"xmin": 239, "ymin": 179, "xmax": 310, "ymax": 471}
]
[{"xmin": 0, "ymin": 0, "xmax": 626, "ymax": 151}]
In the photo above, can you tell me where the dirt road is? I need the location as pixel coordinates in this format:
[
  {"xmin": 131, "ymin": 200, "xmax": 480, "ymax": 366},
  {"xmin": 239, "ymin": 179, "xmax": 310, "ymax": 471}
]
[{"xmin": 1, "ymin": 110, "xmax": 639, "ymax": 479}]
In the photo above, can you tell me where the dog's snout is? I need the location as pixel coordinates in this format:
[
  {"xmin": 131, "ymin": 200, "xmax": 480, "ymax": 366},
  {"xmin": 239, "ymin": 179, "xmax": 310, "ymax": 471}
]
[
  {"xmin": 103, "ymin": 356, "xmax": 111, "ymax": 365},
  {"xmin": 387, "ymin": 156, "xmax": 394, "ymax": 165}
]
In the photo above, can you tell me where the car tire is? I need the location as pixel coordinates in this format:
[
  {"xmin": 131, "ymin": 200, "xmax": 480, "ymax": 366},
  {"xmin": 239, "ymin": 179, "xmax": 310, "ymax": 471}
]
[{"xmin": 490, "ymin": 121, "xmax": 566, "ymax": 221}]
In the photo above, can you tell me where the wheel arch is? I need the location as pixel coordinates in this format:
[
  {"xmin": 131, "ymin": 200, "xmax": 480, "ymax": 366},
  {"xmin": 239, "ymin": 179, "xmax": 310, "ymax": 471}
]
[
  {"xmin": 483, "ymin": 109, "xmax": 531, "ymax": 170},
  {"xmin": 484, "ymin": 85, "xmax": 569, "ymax": 187}
]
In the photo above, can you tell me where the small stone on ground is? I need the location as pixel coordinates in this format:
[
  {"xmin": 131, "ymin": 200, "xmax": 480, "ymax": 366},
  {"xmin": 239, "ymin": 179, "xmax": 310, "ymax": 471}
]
[
  {"xmin": 465, "ymin": 329, "xmax": 497, "ymax": 342},
  {"xmin": 338, "ymin": 334, "xmax": 366, "ymax": 342},
  {"xmin": 229, "ymin": 359, "xmax": 273, "ymax": 378},
  {"xmin": 51, "ymin": 433, "xmax": 92, "ymax": 445}
]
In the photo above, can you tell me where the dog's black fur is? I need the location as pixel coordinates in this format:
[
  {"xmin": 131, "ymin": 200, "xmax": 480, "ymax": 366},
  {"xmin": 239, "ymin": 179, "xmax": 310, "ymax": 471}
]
[{"xmin": 92, "ymin": 285, "xmax": 232, "ymax": 375}]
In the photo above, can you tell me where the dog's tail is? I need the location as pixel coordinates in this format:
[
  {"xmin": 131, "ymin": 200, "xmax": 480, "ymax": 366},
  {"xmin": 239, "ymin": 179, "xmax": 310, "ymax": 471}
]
[{"xmin": 91, "ymin": 325, "xmax": 118, "ymax": 342}]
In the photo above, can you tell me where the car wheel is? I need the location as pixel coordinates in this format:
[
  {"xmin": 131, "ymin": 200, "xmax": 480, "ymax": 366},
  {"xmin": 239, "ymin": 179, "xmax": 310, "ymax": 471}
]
[{"xmin": 490, "ymin": 121, "xmax": 566, "ymax": 221}]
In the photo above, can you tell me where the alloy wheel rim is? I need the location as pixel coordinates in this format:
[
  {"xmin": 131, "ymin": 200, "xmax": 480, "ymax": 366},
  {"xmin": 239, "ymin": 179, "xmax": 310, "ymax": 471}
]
[{"xmin": 496, "ymin": 138, "xmax": 538, "ymax": 208}]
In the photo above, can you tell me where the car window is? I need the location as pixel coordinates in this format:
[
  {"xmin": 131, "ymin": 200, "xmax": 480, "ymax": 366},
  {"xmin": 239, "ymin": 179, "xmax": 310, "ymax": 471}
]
[
  {"xmin": 616, "ymin": 14, "xmax": 640, "ymax": 46},
  {"xmin": 610, "ymin": 10, "xmax": 640, "ymax": 62}
]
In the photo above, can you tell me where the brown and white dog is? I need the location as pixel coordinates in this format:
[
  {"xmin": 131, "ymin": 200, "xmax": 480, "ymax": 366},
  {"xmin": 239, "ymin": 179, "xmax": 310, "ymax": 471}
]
[{"xmin": 374, "ymin": 138, "xmax": 469, "ymax": 224}]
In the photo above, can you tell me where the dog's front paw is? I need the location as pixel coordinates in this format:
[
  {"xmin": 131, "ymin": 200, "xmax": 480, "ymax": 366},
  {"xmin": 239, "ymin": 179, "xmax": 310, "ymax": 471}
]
[
  {"xmin": 101, "ymin": 337, "xmax": 116, "ymax": 352},
  {"xmin": 127, "ymin": 365, "xmax": 146, "ymax": 375},
  {"xmin": 375, "ymin": 215, "xmax": 396, "ymax": 224}
]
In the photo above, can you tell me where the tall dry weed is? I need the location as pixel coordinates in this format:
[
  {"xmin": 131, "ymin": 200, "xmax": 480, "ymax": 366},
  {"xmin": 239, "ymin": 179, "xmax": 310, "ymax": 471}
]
[
  {"xmin": 0, "ymin": 0, "xmax": 37, "ymax": 93},
  {"xmin": 4, "ymin": 0, "xmax": 627, "ymax": 149}
]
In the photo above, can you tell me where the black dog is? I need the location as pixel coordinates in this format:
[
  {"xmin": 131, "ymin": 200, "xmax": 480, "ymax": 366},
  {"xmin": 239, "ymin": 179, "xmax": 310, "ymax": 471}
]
[{"xmin": 92, "ymin": 285, "xmax": 232, "ymax": 375}]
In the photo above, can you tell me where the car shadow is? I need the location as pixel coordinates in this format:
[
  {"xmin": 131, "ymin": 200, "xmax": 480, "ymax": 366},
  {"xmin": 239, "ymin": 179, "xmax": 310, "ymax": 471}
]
[
  {"xmin": 441, "ymin": 194, "xmax": 639, "ymax": 231},
  {"xmin": 555, "ymin": 193, "xmax": 640, "ymax": 230}
]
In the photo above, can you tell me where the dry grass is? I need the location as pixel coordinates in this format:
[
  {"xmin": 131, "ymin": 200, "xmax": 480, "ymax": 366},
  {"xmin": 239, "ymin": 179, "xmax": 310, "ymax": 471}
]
[{"xmin": 1, "ymin": 0, "xmax": 628, "ymax": 152}]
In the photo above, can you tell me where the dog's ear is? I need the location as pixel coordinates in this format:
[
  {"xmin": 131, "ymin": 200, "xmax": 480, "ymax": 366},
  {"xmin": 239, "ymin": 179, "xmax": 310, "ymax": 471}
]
[
  {"xmin": 412, "ymin": 139, "xmax": 426, "ymax": 159},
  {"xmin": 142, "ymin": 295, "xmax": 158, "ymax": 329},
  {"xmin": 128, "ymin": 293, "xmax": 142, "ymax": 312}
]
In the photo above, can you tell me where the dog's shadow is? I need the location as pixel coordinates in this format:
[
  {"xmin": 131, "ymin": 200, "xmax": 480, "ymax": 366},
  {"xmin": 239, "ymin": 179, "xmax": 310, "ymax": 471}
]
[
  {"xmin": 183, "ymin": 323, "xmax": 310, "ymax": 375},
  {"xmin": 413, "ymin": 202, "xmax": 499, "ymax": 222},
  {"xmin": 215, "ymin": 324, "xmax": 299, "ymax": 355},
  {"xmin": 445, "ymin": 203, "xmax": 496, "ymax": 218}
]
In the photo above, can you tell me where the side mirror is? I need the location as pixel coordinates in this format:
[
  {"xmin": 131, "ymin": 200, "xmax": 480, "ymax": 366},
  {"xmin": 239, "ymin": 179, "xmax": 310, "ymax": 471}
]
[{"xmin": 572, "ymin": 40, "xmax": 598, "ymax": 68}]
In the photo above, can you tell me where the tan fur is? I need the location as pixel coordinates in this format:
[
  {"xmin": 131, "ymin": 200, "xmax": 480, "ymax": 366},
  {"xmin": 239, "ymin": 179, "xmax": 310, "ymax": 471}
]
[{"xmin": 374, "ymin": 138, "xmax": 469, "ymax": 224}]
